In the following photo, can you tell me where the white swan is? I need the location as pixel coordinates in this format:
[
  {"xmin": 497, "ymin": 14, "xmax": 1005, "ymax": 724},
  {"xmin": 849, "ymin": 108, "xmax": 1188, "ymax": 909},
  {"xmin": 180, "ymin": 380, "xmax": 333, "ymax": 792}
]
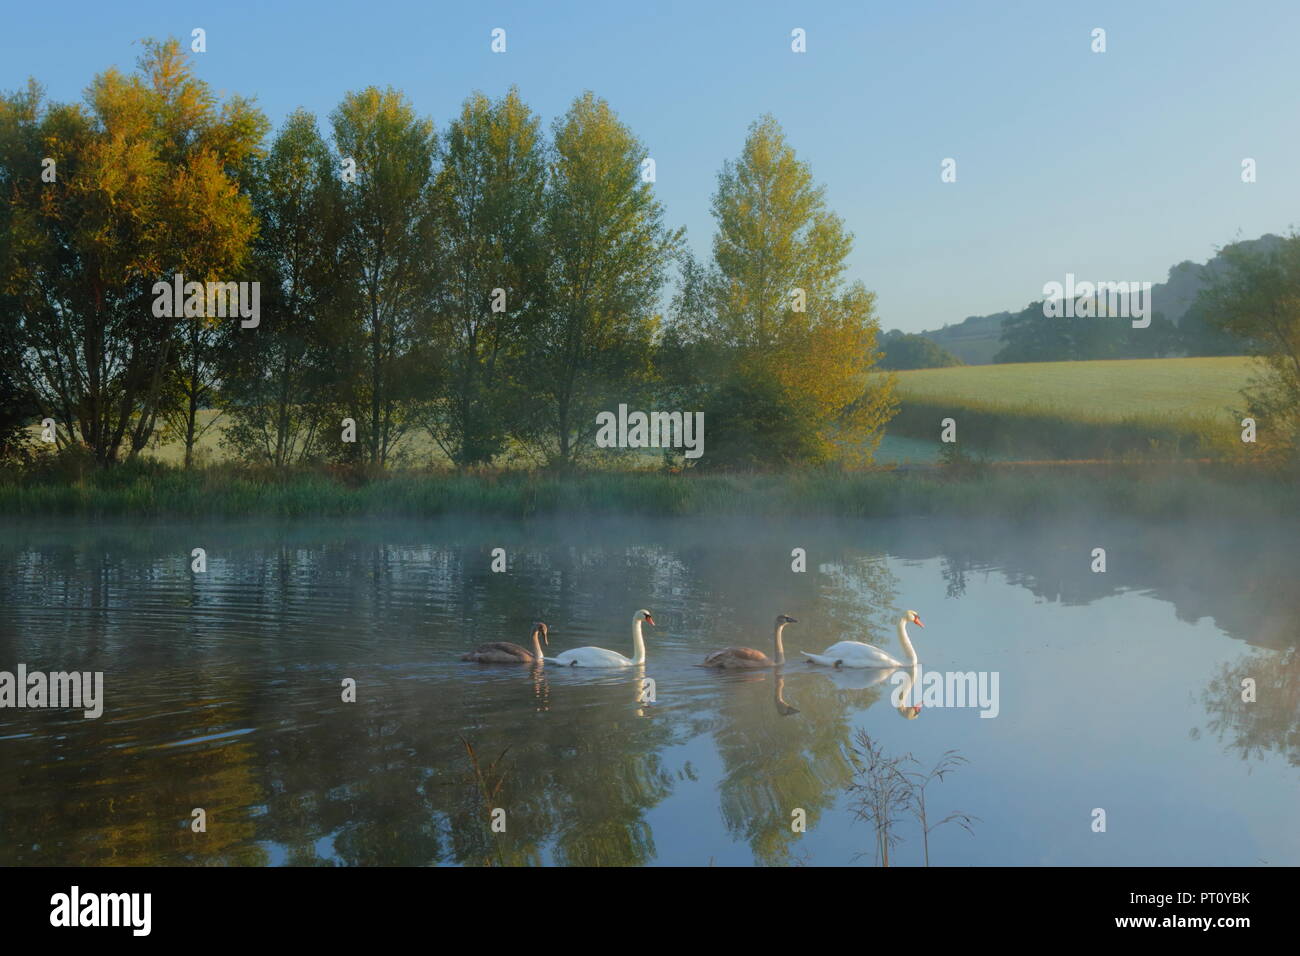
[
  {"xmin": 549, "ymin": 609, "xmax": 654, "ymax": 667},
  {"xmin": 801, "ymin": 610, "xmax": 924, "ymax": 669}
]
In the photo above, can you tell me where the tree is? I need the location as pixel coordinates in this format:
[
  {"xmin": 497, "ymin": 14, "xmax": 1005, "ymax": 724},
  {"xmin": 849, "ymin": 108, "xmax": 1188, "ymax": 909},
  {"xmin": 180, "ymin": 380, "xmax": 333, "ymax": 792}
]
[
  {"xmin": 1179, "ymin": 299, "xmax": 1243, "ymax": 356},
  {"xmin": 518, "ymin": 92, "xmax": 681, "ymax": 466},
  {"xmin": 0, "ymin": 317, "xmax": 34, "ymax": 462},
  {"xmin": 0, "ymin": 85, "xmax": 41, "ymax": 461},
  {"xmin": 331, "ymin": 87, "xmax": 438, "ymax": 466},
  {"xmin": 220, "ymin": 110, "xmax": 348, "ymax": 467},
  {"xmin": 1199, "ymin": 235, "xmax": 1300, "ymax": 467},
  {"xmin": 879, "ymin": 330, "xmax": 963, "ymax": 370},
  {"xmin": 675, "ymin": 115, "xmax": 895, "ymax": 467},
  {"xmin": 425, "ymin": 88, "xmax": 546, "ymax": 466},
  {"xmin": 0, "ymin": 41, "xmax": 266, "ymax": 467},
  {"xmin": 994, "ymin": 301, "xmax": 1180, "ymax": 363},
  {"xmin": 994, "ymin": 303, "xmax": 1065, "ymax": 363}
]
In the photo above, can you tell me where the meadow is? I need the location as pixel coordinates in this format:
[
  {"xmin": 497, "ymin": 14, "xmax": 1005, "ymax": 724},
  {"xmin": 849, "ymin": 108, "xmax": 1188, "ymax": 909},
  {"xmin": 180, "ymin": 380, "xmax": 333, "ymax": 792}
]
[
  {"xmin": 892, "ymin": 356, "xmax": 1253, "ymax": 418},
  {"xmin": 885, "ymin": 356, "xmax": 1258, "ymax": 459}
]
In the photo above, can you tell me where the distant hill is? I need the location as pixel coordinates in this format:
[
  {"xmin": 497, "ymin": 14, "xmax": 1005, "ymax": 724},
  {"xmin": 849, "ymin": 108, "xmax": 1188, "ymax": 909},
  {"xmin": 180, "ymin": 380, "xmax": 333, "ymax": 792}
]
[
  {"xmin": 922, "ymin": 312, "xmax": 1011, "ymax": 365},
  {"xmin": 917, "ymin": 235, "xmax": 1284, "ymax": 364}
]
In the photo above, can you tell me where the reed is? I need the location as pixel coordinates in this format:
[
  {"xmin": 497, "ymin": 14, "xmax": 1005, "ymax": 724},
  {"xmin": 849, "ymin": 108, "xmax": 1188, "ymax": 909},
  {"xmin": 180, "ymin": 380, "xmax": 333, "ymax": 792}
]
[{"xmin": 1, "ymin": 459, "xmax": 1295, "ymax": 521}]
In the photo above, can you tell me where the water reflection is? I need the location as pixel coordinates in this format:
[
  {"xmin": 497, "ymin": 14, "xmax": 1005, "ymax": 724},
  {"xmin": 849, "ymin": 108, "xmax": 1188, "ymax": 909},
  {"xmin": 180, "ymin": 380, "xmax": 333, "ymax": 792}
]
[
  {"xmin": 0, "ymin": 515, "xmax": 1296, "ymax": 866},
  {"xmin": 774, "ymin": 669, "xmax": 799, "ymax": 717},
  {"xmin": 894, "ymin": 666, "xmax": 922, "ymax": 720},
  {"xmin": 1196, "ymin": 642, "xmax": 1299, "ymax": 768}
]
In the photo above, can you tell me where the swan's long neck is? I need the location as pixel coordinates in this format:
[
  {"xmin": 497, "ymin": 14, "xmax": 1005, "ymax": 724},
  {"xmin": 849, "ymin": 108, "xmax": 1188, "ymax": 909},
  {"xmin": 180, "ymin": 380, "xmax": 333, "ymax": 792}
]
[
  {"xmin": 631, "ymin": 618, "xmax": 647, "ymax": 664},
  {"xmin": 897, "ymin": 618, "xmax": 919, "ymax": 665},
  {"xmin": 773, "ymin": 622, "xmax": 787, "ymax": 665},
  {"xmin": 531, "ymin": 629, "xmax": 544, "ymax": 663}
]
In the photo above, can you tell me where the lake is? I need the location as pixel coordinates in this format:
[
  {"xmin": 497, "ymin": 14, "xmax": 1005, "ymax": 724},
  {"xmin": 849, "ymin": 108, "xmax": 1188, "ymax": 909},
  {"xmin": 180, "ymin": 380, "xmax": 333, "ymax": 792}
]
[{"xmin": 1, "ymin": 515, "xmax": 1295, "ymax": 866}]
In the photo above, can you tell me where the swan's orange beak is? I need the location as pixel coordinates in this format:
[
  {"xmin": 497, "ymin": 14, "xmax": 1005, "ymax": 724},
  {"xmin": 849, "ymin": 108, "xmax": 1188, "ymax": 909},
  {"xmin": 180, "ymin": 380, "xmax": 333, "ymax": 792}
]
[{"xmin": 645, "ymin": 614, "xmax": 655, "ymax": 626}]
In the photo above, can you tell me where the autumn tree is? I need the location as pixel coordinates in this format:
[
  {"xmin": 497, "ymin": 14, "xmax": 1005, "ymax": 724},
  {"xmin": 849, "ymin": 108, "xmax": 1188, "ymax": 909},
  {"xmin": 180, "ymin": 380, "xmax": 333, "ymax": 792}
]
[
  {"xmin": 0, "ymin": 40, "xmax": 266, "ymax": 467},
  {"xmin": 673, "ymin": 115, "xmax": 895, "ymax": 467}
]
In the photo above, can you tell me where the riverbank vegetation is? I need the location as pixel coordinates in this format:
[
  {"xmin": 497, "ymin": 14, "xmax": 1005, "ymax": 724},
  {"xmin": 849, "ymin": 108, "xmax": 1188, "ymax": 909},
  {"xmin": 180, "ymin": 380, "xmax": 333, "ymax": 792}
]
[{"xmin": 3, "ymin": 456, "xmax": 1296, "ymax": 522}]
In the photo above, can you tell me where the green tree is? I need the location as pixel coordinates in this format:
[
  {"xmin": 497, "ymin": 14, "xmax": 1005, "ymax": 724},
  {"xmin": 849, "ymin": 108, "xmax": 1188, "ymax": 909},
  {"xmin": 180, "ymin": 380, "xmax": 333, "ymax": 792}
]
[
  {"xmin": 995, "ymin": 301, "xmax": 1180, "ymax": 363},
  {"xmin": 1199, "ymin": 234, "xmax": 1300, "ymax": 467},
  {"xmin": 519, "ymin": 92, "xmax": 681, "ymax": 466},
  {"xmin": 1180, "ymin": 299, "xmax": 1246, "ymax": 356},
  {"xmin": 220, "ymin": 110, "xmax": 348, "ymax": 467},
  {"xmin": 993, "ymin": 302, "xmax": 1070, "ymax": 363},
  {"xmin": 331, "ymin": 87, "xmax": 438, "ymax": 466},
  {"xmin": 0, "ymin": 40, "xmax": 266, "ymax": 467},
  {"xmin": 879, "ymin": 330, "xmax": 963, "ymax": 370},
  {"xmin": 0, "ymin": 84, "xmax": 42, "ymax": 461},
  {"xmin": 425, "ymin": 88, "xmax": 547, "ymax": 466}
]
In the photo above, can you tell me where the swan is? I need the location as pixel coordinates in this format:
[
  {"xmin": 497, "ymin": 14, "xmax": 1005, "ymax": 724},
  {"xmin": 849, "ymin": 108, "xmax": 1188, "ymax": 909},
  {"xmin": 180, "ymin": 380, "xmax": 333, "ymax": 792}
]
[
  {"xmin": 548, "ymin": 610, "xmax": 654, "ymax": 667},
  {"xmin": 700, "ymin": 614, "xmax": 797, "ymax": 669},
  {"xmin": 801, "ymin": 610, "xmax": 924, "ymax": 669},
  {"xmin": 462, "ymin": 622, "xmax": 549, "ymax": 664}
]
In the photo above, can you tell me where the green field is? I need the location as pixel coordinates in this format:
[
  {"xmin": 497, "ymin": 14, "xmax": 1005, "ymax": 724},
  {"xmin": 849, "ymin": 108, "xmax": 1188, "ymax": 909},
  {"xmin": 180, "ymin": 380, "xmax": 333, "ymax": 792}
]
[
  {"xmin": 892, "ymin": 357, "xmax": 1255, "ymax": 423},
  {"xmin": 885, "ymin": 356, "xmax": 1259, "ymax": 459}
]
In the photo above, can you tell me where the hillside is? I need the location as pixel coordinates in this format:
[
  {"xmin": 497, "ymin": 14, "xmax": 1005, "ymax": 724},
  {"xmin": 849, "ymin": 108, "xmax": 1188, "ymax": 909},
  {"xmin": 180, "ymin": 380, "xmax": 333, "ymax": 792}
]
[
  {"xmin": 917, "ymin": 236, "xmax": 1283, "ymax": 364},
  {"xmin": 923, "ymin": 312, "xmax": 1010, "ymax": 364}
]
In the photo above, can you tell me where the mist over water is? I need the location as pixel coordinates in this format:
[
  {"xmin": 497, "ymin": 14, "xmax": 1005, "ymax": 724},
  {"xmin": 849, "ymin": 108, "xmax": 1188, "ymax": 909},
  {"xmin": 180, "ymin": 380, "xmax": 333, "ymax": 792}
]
[{"xmin": 1, "ymin": 516, "xmax": 1295, "ymax": 866}]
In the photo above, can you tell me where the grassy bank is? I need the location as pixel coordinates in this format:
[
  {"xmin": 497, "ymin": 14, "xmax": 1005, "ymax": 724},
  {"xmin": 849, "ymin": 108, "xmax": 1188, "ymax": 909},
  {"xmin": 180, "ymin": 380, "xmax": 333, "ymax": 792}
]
[
  {"xmin": 886, "ymin": 357, "xmax": 1254, "ymax": 458},
  {"xmin": 1, "ymin": 460, "xmax": 1295, "ymax": 523},
  {"xmin": 887, "ymin": 401, "xmax": 1227, "ymax": 458}
]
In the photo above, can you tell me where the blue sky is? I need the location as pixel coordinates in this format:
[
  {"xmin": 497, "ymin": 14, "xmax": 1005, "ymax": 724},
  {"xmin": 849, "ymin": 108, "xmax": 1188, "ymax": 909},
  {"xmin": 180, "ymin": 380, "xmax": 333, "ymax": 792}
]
[{"xmin": 4, "ymin": 0, "xmax": 1297, "ymax": 332}]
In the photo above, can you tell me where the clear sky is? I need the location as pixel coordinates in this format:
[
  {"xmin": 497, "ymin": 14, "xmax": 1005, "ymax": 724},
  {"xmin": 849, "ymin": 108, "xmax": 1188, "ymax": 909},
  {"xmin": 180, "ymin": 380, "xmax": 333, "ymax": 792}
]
[{"xmin": 4, "ymin": 0, "xmax": 1296, "ymax": 332}]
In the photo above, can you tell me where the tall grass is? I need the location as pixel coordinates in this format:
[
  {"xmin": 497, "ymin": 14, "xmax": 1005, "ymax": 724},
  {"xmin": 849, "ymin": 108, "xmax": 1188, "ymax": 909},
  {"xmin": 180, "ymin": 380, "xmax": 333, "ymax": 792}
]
[{"xmin": 1, "ymin": 459, "xmax": 1295, "ymax": 522}]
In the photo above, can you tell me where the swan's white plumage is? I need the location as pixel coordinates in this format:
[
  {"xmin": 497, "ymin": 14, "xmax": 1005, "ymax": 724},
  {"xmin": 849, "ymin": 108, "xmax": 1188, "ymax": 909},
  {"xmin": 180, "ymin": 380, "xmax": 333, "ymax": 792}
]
[
  {"xmin": 550, "ymin": 646, "xmax": 635, "ymax": 667},
  {"xmin": 548, "ymin": 609, "xmax": 654, "ymax": 668},
  {"xmin": 802, "ymin": 611, "xmax": 924, "ymax": 669},
  {"xmin": 800, "ymin": 641, "xmax": 903, "ymax": 668}
]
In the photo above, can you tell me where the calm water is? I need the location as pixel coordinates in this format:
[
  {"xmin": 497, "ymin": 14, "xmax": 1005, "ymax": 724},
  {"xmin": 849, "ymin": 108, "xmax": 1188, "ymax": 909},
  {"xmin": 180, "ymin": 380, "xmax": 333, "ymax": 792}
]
[{"xmin": 1, "ymin": 515, "xmax": 1295, "ymax": 866}]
